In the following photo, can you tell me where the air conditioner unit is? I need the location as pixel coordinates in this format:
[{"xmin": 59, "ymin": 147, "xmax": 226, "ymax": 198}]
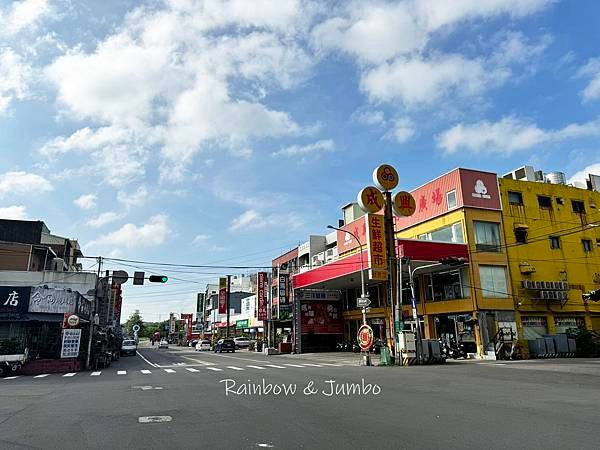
[
  {"xmin": 548, "ymin": 291, "xmax": 556, "ymax": 300},
  {"xmin": 535, "ymin": 281, "xmax": 543, "ymax": 289},
  {"xmin": 543, "ymin": 281, "xmax": 552, "ymax": 289},
  {"xmin": 562, "ymin": 281, "xmax": 569, "ymax": 290}
]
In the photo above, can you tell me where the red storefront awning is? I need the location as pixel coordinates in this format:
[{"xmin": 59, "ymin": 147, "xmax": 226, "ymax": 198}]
[
  {"xmin": 216, "ymin": 322, "xmax": 235, "ymax": 328},
  {"xmin": 396, "ymin": 239, "xmax": 469, "ymax": 261}
]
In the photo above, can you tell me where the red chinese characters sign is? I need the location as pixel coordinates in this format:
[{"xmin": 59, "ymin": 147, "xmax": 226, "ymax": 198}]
[
  {"xmin": 336, "ymin": 215, "xmax": 367, "ymax": 256},
  {"xmin": 218, "ymin": 277, "xmax": 227, "ymax": 314},
  {"xmin": 366, "ymin": 214, "xmax": 387, "ymax": 281},
  {"xmin": 257, "ymin": 272, "xmax": 267, "ymax": 321},
  {"xmin": 300, "ymin": 301, "xmax": 343, "ymax": 334},
  {"xmin": 181, "ymin": 313, "xmax": 193, "ymax": 341}
]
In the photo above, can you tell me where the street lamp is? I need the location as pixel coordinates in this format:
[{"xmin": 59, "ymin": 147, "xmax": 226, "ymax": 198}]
[{"xmin": 327, "ymin": 225, "xmax": 371, "ymax": 366}]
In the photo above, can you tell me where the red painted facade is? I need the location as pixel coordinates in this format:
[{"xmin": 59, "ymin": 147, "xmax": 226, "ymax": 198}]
[{"xmin": 293, "ymin": 251, "xmax": 364, "ymax": 289}]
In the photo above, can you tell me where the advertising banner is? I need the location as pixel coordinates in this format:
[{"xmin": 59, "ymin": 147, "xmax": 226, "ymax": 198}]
[
  {"xmin": 196, "ymin": 293, "xmax": 205, "ymax": 316},
  {"xmin": 112, "ymin": 284, "xmax": 122, "ymax": 326},
  {"xmin": 181, "ymin": 313, "xmax": 193, "ymax": 341},
  {"xmin": 236, "ymin": 319, "xmax": 249, "ymax": 329},
  {"xmin": 76, "ymin": 295, "xmax": 91, "ymax": 320},
  {"xmin": 257, "ymin": 272, "xmax": 268, "ymax": 321},
  {"xmin": 60, "ymin": 328, "xmax": 82, "ymax": 358},
  {"xmin": 295, "ymin": 290, "xmax": 341, "ymax": 301},
  {"xmin": 336, "ymin": 215, "xmax": 367, "ymax": 256},
  {"xmin": 366, "ymin": 213, "xmax": 388, "ymax": 281},
  {"xmin": 300, "ymin": 301, "xmax": 343, "ymax": 334},
  {"xmin": 169, "ymin": 313, "xmax": 176, "ymax": 333},
  {"xmin": 218, "ymin": 277, "xmax": 227, "ymax": 314},
  {"xmin": 0, "ymin": 286, "xmax": 31, "ymax": 314},
  {"xmin": 28, "ymin": 287, "xmax": 77, "ymax": 314}
]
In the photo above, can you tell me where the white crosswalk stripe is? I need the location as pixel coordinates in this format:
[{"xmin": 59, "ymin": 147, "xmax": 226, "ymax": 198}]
[
  {"xmin": 63, "ymin": 373, "xmax": 77, "ymax": 377},
  {"xmin": 206, "ymin": 367, "xmax": 222, "ymax": 372},
  {"xmin": 90, "ymin": 371, "xmax": 101, "ymax": 376},
  {"xmin": 284, "ymin": 364, "xmax": 305, "ymax": 368},
  {"xmin": 117, "ymin": 370, "xmax": 126, "ymax": 375},
  {"xmin": 246, "ymin": 365, "xmax": 266, "ymax": 370},
  {"xmin": 34, "ymin": 374, "xmax": 49, "ymax": 378},
  {"xmin": 164, "ymin": 369, "xmax": 176, "ymax": 373},
  {"xmin": 185, "ymin": 368, "xmax": 200, "ymax": 372},
  {"xmin": 320, "ymin": 363, "xmax": 343, "ymax": 366},
  {"xmin": 301, "ymin": 363, "xmax": 323, "ymax": 367},
  {"xmin": 264, "ymin": 364, "xmax": 285, "ymax": 369},
  {"xmin": 141, "ymin": 370, "xmax": 152, "ymax": 374},
  {"xmin": 227, "ymin": 366, "xmax": 245, "ymax": 371},
  {"xmin": 3, "ymin": 376, "xmax": 19, "ymax": 380}
]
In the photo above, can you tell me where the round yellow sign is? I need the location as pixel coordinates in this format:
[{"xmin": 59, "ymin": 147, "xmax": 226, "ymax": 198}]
[
  {"xmin": 393, "ymin": 191, "xmax": 416, "ymax": 217},
  {"xmin": 373, "ymin": 164, "xmax": 399, "ymax": 191},
  {"xmin": 357, "ymin": 186, "xmax": 384, "ymax": 213}
]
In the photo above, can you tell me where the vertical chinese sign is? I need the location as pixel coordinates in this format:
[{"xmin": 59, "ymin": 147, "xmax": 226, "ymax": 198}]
[
  {"xmin": 112, "ymin": 284, "xmax": 122, "ymax": 327},
  {"xmin": 366, "ymin": 213, "xmax": 388, "ymax": 281},
  {"xmin": 218, "ymin": 277, "xmax": 227, "ymax": 314},
  {"xmin": 257, "ymin": 272, "xmax": 267, "ymax": 321},
  {"xmin": 278, "ymin": 273, "xmax": 290, "ymax": 317}
]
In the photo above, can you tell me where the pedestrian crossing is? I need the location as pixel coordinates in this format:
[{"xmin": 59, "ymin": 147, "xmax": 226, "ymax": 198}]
[{"xmin": 1, "ymin": 362, "xmax": 352, "ymax": 381}]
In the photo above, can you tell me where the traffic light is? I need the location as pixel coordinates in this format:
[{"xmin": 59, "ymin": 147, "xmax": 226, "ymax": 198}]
[
  {"xmin": 439, "ymin": 257, "xmax": 468, "ymax": 266},
  {"xmin": 149, "ymin": 275, "xmax": 168, "ymax": 283},
  {"xmin": 583, "ymin": 290, "xmax": 600, "ymax": 301}
]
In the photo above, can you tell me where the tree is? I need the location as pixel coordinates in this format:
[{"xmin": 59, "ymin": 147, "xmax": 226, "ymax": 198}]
[{"xmin": 124, "ymin": 311, "xmax": 144, "ymax": 337}]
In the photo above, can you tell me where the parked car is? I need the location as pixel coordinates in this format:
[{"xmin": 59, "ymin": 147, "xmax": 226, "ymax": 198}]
[
  {"xmin": 158, "ymin": 339, "xmax": 169, "ymax": 349},
  {"xmin": 195, "ymin": 340, "xmax": 211, "ymax": 351},
  {"xmin": 120, "ymin": 339, "xmax": 137, "ymax": 356},
  {"xmin": 233, "ymin": 337, "xmax": 253, "ymax": 349},
  {"xmin": 189, "ymin": 339, "xmax": 199, "ymax": 348},
  {"xmin": 214, "ymin": 338, "xmax": 236, "ymax": 353}
]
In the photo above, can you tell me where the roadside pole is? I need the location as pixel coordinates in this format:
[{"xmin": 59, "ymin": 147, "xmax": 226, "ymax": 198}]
[
  {"xmin": 226, "ymin": 274, "xmax": 231, "ymax": 339},
  {"xmin": 85, "ymin": 256, "xmax": 102, "ymax": 371}
]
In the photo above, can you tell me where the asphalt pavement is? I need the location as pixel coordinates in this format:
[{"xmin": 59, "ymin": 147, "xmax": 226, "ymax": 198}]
[{"xmin": 1, "ymin": 343, "xmax": 600, "ymax": 449}]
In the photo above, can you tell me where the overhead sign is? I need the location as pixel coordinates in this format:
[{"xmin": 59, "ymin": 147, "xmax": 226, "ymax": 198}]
[
  {"xmin": 67, "ymin": 314, "xmax": 80, "ymax": 327},
  {"xmin": 218, "ymin": 277, "xmax": 227, "ymax": 314},
  {"xmin": 0, "ymin": 286, "xmax": 31, "ymax": 314},
  {"xmin": 236, "ymin": 319, "xmax": 249, "ymax": 329},
  {"xmin": 373, "ymin": 164, "xmax": 399, "ymax": 192},
  {"xmin": 366, "ymin": 214, "xmax": 388, "ymax": 281},
  {"xmin": 112, "ymin": 270, "xmax": 129, "ymax": 285},
  {"xmin": 28, "ymin": 287, "xmax": 77, "ymax": 314},
  {"xmin": 257, "ymin": 272, "xmax": 268, "ymax": 321},
  {"xmin": 133, "ymin": 272, "xmax": 145, "ymax": 285},
  {"xmin": 295, "ymin": 290, "xmax": 341, "ymax": 301},
  {"xmin": 357, "ymin": 296, "xmax": 371, "ymax": 307},
  {"xmin": 76, "ymin": 295, "xmax": 91, "ymax": 320},
  {"xmin": 357, "ymin": 324, "xmax": 374, "ymax": 351},
  {"xmin": 61, "ymin": 328, "xmax": 82, "ymax": 358},
  {"xmin": 357, "ymin": 186, "xmax": 384, "ymax": 214},
  {"xmin": 393, "ymin": 191, "xmax": 416, "ymax": 217}
]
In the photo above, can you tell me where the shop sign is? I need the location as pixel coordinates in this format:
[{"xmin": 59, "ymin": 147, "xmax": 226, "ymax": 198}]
[
  {"xmin": 67, "ymin": 314, "xmax": 80, "ymax": 327},
  {"xmin": 181, "ymin": 313, "xmax": 193, "ymax": 340},
  {"xmin": 296, "ymin": 290, "xmax": 341, "ymax": 301},
  {"xmin": 112, "ymin": 284, "xmax": 123, "ymax": 326},
  {"xmin": 373, "ymin": 164, "xmax": 399, "ymax": 192},
  {"xmin": 336, "ymin": 215, "xmax": 367, "ymax": 255},
  {"xmin": 76, "ymin": 295, "xmax": 91, "ymax": 320},
  {"xmin": 218, "ymin": 277, "xmax": 227, "ymax": 314},
  {"xmin": 236, "ymin": 319, "xmax": 249, "ymax": 329},
  {"xmin": 61, "ymin": 328, "xmax": 82, "ymax": 358},
  {"xmin": 278, "ymin": 273, "xmax": 288, "ymax": 305},
  {"xmin": 366, "ymin": 214, "xmax": 388, "ymax": 281},
  {"xmin": 357, "ymin": 186, "xmax": 384, "ymax": 214},
  {"xmin": 300, "ymin": 301, "xmax": 342, "ymax": 334},
  {"xmin": 357, "ymin": 324, "xmax": 374, "ymax": 351},
  {"xmin": 257, "ymin": 272, "xmax": 268, "ymax": 321},
  {"xmin": 28, "ymin": 287, "xmax": 77, "ymax": 314},
  {"xmin": 393, "ymin": 191, "xmax": 416, "ymax": 217},
  {"xmin": 0, "ymin": 286, "xmax": 31, "ymax": 314}
]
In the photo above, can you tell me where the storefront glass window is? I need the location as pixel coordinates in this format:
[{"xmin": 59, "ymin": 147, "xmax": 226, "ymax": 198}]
[{"xmin": 416, "ymin": 222, "xmax": 464, "ymax": 243}]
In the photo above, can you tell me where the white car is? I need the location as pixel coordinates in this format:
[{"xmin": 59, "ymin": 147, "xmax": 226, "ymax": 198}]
[
  {"xmin": 158, "ymin": 339, "xmax": 169, "ymax": 349},
  {"xmin": 121, "ymin": 339, "xmax": 137, "ymax": 356},
  {"xmin": 195, "ymin": 340, "xmax": 211, "ymax": 351},
  {"xmin": 233, "ymin": 337, "xmax": 253, "ymax": 349}
]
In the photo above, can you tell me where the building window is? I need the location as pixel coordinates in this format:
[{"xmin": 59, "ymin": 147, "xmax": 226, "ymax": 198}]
[
  {"xmin": 572, "ymin": 200, "xmax": 586, "ymax": 214},
  {"xmin": 447, "ymin": 190, "xmax": 457, "ymax": 209},
  {"xmin": 582, "ymin": 239, "xmax": 593, "ymax": 253},
  {"xmin": 515, "ymin": 229, "xmax": 527, "ymax": 244},
  {"xmin": 423, "ymin": 269, "xmax": 469, "ymax": 301},
  {"xmin": 418, "ymin": 222, "xmax": 464, "ymax": 244},
  {"xmin": 549, "ymin": 236, "xmax": 561, "ymax": 249},
  {"xmin": 556, "ymin": 197, "xmax": 564, "ymax": 205},
  {"xmin": 478, "ymin": 266, "xmax": 509, "ymax": 298},
  {"xmin": 507, "ymin": 191, "xmax": 523, "ymax": 205},
  {"xmin": 537, "ymin": 195, "xmax": 552, "ymax": 209},
  {"xmin": 473, "ymin": 221, "xmax": 501, "ymax": 252}
]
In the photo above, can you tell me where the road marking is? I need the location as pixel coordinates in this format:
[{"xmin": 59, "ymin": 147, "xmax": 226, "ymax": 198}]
[
  {"xmin": 63, "ymin": 372, "xmax": 77, "ymax": 377},
  {"xmin": 301, "ymin": 363, "xmax": 322, "ymax": 367},
  {"xmin": 257, "ymin": 444, "xmax": 274, "ymax": 448},
  {"xmin": 136, "ymin": 350, "xmax": 158, "ymax": 368},
  {"xmin": 141, "ymin": 370, "xmax": 152, "ymax": 374},
  {"xmin": 117, "ymin": 370, "xmax": 127, "ymax": 375},
  {"xmin": 320, "ymin": 363, "xmax": 343, "ymax": 366},
  {"xmin": 34, "ymin": 374, "xmax": 49, "ymax": 378},
  {"xmin": 3, "ymin": 376, "xmax": 19, "ymax": 380},
  {"xmin": 476, "ymin": 363, "xmax": 507, "ymax": 366},
  {"xmin": 138, "ymin": 416, "xmax": 172, "ymax": 424},
  {"xmin": 185, "ymin": 368, "xmax": 200, "ymax": 372},
  {"xmin": 284, "ymin": 364, "xmax": 305, "ymax": 368},
  {"xmin": 164, "ymin": 369, "xmax": 176, "ymax": 373},
  {"xmin": 264, "ymin": 364, "xmax": 285, "ymax": 369},
  {"xmin": 206, "ymin": 367, "xmax": 222, "ymax": 372},
  {"xmin": 246, "ymin": 365, "xmax": 266, "ymax": 370},
  {"xmin": 181, "ymin": 356, "xmax": 216, "ymax": 366},
  {"xmin": 227, "ymin": 366, "xmax": 245, "ymax": 371},
  {"xmin": 90, "ymin": 371, "xmax": 101, "ymax": 376}
]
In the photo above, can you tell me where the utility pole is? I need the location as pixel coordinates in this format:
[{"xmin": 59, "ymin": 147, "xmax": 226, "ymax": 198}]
[
  {"xmin": 383, "ymin": 190, "xmax": 398, "ymax": 356},
  {"xmin": 226, "ymin": 274, "xmax": 231, "ymax": 338},
  {"xmin": 86, "ymin": 256, "xmax": 102, "ymax": 371}
]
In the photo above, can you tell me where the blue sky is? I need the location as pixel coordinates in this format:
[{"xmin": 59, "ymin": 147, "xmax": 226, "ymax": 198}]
[{"xmin": 1, "ymin": 0, "xmax": 600, "ymax": 321}]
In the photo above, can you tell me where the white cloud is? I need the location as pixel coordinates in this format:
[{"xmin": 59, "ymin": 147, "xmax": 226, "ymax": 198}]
[
  {"xmin": 87, "ymin": 212, "xmax": 121, "ymax": 228},
  {"xmin": 0, "ymin": 205, "xmax": 28, "ymax": 220},
  {"xmin": 577, "ymin": 58, "xmax": 600, "ymax": 103},
  {"xmin": 88, "ymin": 215, "xmax": 169, "ymax": 250},
  {"xmin": 353, "ymin": 110, "xmax": 385, "ymax": 126},
  {"xmin": 0, "ymin": 0, "xmax": 52, "ymax": 37},
  {"xmin": 74, "ymin": 193, "xmax": 96, "ymax": 210},
  {"xmin": 117, "ymin": 185, "xmax": 149, "ymax": 209},
  {"xmin": 271, "ymin": 139, "xmax": 335, "ymax": 157},
  {"xmin": 192, "ymin": 234, "xmax": 210, "ymax": 245},
  {"xmin": 437, "ymin": 116, "xmax": 600, "ymax": 154},
  {"xmin": 230, "ymin": 210, "xmax": 261, "ymax": 231},
  {"xmin": 568, "ymin": 163, "xmax": 600, "ymax": 185},
  {"xmin": 490, "ymin": 31, "xmax": 551, "ymax": 66},
  {"xmin": 0, "ymin": 171, "xmax": 53, "ymax": 197},
  {"xmin": 0, "ymin": 49, "xmax": 31, "ymax": 114},
  {"xmin": 229, "ymin": 209, "xmax": 303, "ymax": 232},
  {"xmin": 385, "ymin": 117, "xmax": 416, "ymax": 143}
]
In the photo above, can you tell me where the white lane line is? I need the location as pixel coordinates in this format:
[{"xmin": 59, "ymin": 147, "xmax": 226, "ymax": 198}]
[
  {"xmin": 63, "ymin": 372, "xmax": 77, "ymax": 377},
  {"xmin": 141, "ymin": 370, "xmax": 152, "ymax": 374},
  {"xmin": 206, "ymin": 367, "xmax": 222, "ymax": 372},
  {"xmin": 320, "ymin": 363, "xmax": 342, "ymax": 366},
  {"xmin": 283, "ymin": 364, "xmax": 305, "ymax": 368},
  {"xmin": 90, "ymin": 371, "xmax": 101, "ymax": 376},
  {"xmin": 164, "ymin": 369, "xmax": 176, "ymax": 373},
  {"xmin": 476, "ymin": 363, "xmax": 507, "ymax": 366},
  {"xmin": 246, "ymin": 365, "xmax": 266, "ymax": 370},
  {"xmin": 264, "ymin": 364, "xmax": 285, "ymax": 369},
  {"xmin": 34, "ymin": 374, "xmax": 50, "ymax": 378},
  {"xmin": 3, "ymin": 376, "xmax": 19, "ymax": 380},
  {"xmin": 138, "ymin": 416, "xmax": 172, "ymax": 424},
  {"xmin": 117, "ymin": 370, "xmax": 127, "ymax": 375},
  {"xmin": 227, "ymin": 366, "xmax": 245, "ymax": 371},
  {"xmin": 301, "ymin": 363, "xmax": 323, "ymax": 367},
  {"xmin": 136, "ymin": 350, "xmax": 158, "ymax": 368},
  {"xmin": 185, "ymin": 368, "xmax": 200, "ymax": 372}
]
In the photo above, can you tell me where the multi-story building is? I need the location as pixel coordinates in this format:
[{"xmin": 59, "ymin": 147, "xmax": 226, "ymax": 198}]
[{"xmin": 499, "ymin": 169, "xmax": 600, "ymax": 338}]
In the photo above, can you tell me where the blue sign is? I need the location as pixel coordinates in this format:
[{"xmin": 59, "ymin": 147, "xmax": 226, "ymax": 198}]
[{"xmin": 0, "ymin": 286, "xmax": 31, "ymax": 314}]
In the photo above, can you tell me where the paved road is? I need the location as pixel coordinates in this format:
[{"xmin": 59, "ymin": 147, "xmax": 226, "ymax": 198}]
[{"xmin": 2, "ymin": 345, "xmax": 600, "ymax": 449}]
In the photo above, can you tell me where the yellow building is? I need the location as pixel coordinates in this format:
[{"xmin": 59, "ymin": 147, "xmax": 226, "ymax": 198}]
[{"xmin": 499, "ymin": 174, "xmax": 600, "ymax": 337}]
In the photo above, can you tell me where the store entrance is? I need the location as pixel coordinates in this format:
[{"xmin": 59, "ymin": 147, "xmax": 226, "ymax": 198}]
[{"xmin": 435, "ymin": 314, "xmax": 477, "ymax": 354}]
